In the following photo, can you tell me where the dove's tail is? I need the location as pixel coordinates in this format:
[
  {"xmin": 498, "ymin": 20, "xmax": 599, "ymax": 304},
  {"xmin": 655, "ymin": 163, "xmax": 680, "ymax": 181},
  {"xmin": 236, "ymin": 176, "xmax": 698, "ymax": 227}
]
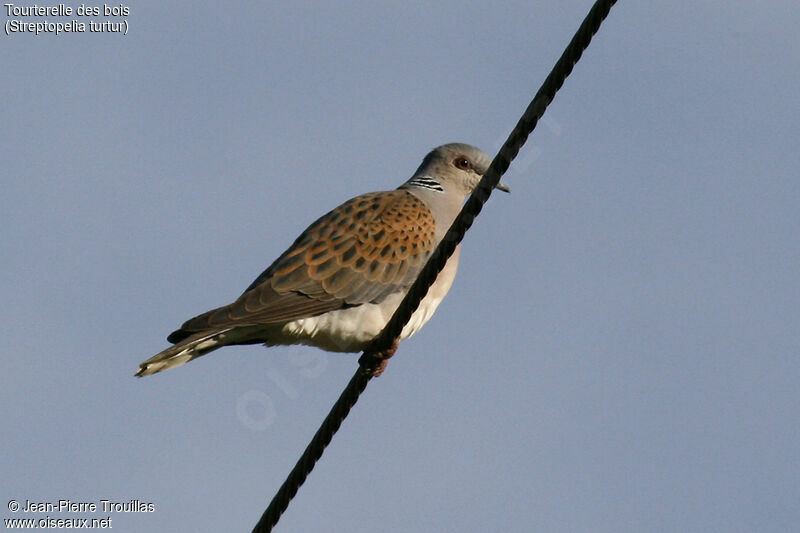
[{"xmin": 136, "ymin": 328, "xmax": 236, "ymax": 377}]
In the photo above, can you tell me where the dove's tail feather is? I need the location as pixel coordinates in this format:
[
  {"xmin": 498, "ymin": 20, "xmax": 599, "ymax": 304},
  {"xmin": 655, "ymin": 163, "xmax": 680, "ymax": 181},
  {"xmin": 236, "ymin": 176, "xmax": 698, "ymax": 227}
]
[{"xmin": 136, "ymin": 328, "xmax": 237, "ymax": 377}]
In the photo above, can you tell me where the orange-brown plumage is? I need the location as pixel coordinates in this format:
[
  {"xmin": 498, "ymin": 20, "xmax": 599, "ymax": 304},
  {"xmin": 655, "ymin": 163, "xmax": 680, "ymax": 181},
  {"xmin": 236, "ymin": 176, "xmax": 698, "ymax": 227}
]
[{"xmin": 166, "ymin": 190, "xmax": 436, "ymax": 344}]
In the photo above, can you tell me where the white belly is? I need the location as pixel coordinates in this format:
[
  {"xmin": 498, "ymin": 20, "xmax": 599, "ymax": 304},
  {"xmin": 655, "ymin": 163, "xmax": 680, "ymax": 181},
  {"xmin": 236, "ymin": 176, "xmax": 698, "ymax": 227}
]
[{"xmin": 268, "ymin": 250, "xmax": 460, "ymax": 352}]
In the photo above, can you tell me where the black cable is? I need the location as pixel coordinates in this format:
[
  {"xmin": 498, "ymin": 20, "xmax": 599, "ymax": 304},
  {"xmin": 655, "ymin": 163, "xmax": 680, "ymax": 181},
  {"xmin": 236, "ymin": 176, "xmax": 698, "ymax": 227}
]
[{"xmin": 253, "ymin": 1, "xmax": 618, "ymax": 530}]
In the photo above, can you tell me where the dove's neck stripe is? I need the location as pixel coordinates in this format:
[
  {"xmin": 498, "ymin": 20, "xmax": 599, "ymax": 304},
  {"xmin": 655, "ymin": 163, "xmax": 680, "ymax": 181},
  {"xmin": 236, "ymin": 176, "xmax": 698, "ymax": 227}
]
[{"xmin": 404, "ymin": 175, "xmax": 444, "ymax": 192}]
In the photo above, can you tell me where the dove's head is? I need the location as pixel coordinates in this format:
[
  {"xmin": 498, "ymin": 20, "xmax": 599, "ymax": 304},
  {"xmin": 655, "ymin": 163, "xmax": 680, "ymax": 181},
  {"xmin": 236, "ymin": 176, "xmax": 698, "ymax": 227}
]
[{"xmin": 407, "ymin": 143, "xmax": 510, "ymax": 199}]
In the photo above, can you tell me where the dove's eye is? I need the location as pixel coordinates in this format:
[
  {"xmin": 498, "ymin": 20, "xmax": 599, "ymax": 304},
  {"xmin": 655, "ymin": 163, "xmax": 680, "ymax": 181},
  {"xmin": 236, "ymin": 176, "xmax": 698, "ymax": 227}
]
[{"xmin": 454, "ymin": 157, "xmax": 471, "ymax": 171}]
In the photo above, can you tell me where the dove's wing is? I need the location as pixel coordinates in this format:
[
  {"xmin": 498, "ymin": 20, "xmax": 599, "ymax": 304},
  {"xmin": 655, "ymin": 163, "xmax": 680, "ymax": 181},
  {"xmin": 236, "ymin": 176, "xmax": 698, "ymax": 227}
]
[{"xmin": 167, "ymin": 189, "xmax": 437, "ymax": 343}]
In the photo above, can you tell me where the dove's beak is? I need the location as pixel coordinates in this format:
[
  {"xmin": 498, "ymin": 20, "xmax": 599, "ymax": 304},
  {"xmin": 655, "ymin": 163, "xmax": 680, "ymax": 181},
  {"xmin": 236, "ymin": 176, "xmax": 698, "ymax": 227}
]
[{"xmin": 495, "ymin": 182, "xmax": 511, "ymax": 193}]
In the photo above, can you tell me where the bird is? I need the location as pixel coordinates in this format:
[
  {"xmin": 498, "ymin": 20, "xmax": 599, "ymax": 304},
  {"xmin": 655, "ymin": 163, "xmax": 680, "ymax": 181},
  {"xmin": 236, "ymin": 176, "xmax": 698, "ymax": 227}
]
[{"xmin": 136, "ymin": 143, "xmax": 508, "ymax": 377}]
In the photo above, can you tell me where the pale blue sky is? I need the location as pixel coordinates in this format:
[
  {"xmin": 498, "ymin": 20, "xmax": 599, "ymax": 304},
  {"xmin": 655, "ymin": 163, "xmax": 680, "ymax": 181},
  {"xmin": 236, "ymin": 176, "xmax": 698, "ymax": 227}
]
[{"xmin": 2, "ymin": 2, "xmax": 799, "ymax": 531}]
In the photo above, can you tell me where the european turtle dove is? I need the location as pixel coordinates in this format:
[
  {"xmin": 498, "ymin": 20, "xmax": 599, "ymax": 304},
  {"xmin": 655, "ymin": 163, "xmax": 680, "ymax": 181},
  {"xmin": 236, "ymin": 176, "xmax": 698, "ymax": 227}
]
[{"xmin": 136, "ymin": 143, "xmax": 508, "ymax": 376}]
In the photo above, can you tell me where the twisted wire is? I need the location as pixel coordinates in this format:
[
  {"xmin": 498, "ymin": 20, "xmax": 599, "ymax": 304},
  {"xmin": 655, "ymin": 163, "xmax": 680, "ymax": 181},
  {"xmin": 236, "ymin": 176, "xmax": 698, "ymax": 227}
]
[{"xmin": 253, "ymin": 1, "xmax": 618, "ymax": 530}]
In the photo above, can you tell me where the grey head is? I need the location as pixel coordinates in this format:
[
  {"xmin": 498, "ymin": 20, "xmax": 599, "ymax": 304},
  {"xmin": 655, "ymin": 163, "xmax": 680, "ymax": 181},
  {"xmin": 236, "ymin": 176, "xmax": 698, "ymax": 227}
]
[{"xmin": 401, "ymin": 143, "xmax": 510, "ymax": 198}]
